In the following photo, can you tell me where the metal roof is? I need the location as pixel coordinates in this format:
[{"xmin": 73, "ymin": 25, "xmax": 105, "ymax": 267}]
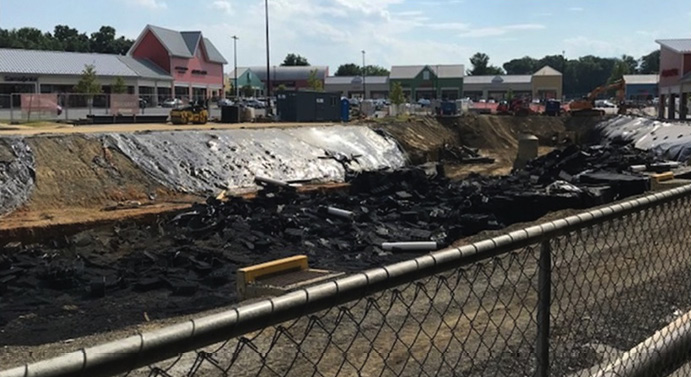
[
  {"xmin": 247, "ymin": 66, "xmax": 328, "ymax": 81},
  {"xmin": 180, "ymin": 32, "xmax": 202, "ymax": 56},
  {"xmin": 464, "ymin": 75, "xmax": 532, "ymax": 84},
  {"xmin": 390, "ymin": 64, "xmax": 465, "ymax": 79},
  {"xmin": 533, "ymin": 65, "xmax": 562, "ymax": 76},
  {"xmin": 0, "ymin": 48, "xmax": 137, "ymax": 76},
  {"xmin": 228, "ymin": 68, "xmax": 250, "ymax": 78},
  {"xmin": 117, "ymin": 56, "xmax": 173, "ymax": 80},
  {"xmin": 147, "ymin": 25, "xmax": 194, "ymax": 58},
  {"xmin": 325, "ymin": 76, "xmax": 388, "ymax": 85},
  {"xmin": 622, "ymin": 74, "xmax": 659, "ymax": 85},
  {"xmin": 202, "ymin": 38, "xmax": 228, "ymax": 64},
  {"xmin": 656, "ymin": 39, "xmax": 691, "ymax": 53}
]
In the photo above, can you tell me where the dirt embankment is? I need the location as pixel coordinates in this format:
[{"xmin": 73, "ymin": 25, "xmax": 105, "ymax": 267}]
[
  {"xmin": 372, "ymin": 116, "xmax": 459, "ymax": 164},
  {"xmin": 0, "ymin": 135, "xmax": 198, "ymax": 241}
]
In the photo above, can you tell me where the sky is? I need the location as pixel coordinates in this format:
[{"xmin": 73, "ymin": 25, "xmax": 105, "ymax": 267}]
[{"xmin": 1, "ymin": 0, "xmax": 690, "ymax": 74}]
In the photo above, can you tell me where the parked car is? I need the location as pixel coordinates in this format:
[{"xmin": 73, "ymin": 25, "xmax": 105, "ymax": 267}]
[
  {"xmin": 417, "ymin": 98, "xmax": 431, "ymax": 107},
  {"xmin": 162, "ymin": 98, "xmax": 183, "ymax": 108},
  {"xmin": 244, "ymin": 98, "xmax": 266, "ymax": 109},
  {"xmin": 218, "ymin": 98, "xmax": 233, "ymax": 107},
  {"xmin": 595, "ymin": 99, "xmax": 616, "ymax": 108}
]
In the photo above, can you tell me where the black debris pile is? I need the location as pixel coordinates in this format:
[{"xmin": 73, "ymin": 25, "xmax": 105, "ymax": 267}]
[
  {"xmin": 0, "ymin": 143, "xmax": 671, "ymax": 343},
  {"xmin": 439, "ymin": 143, "xmax": 495, "ymax": 164}
]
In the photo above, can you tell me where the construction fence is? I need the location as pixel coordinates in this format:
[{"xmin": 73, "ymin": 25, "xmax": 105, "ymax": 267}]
[
  {"xmin": 1, "ymin": 186, "xmax": 690, "ymax": 377},
  {"xmin": 0, "ymin": 93, "xmax": 223, "ymax": 123}
]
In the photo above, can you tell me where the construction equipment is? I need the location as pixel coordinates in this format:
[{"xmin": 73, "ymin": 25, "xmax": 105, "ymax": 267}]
[
  {"xmin": 170, "ymin": 101, "xmax": 209, "ymax": 125},
  {"xmin": 544, "ymin": 99, "xmax": 562, "ymax": 116},
  {"xmin": 496, "ymin": 97, "xmax": 536, "ymax": 116},
  {"xmin": 569, "ymin": 79, "xmax": 627, "ymax": 116}
]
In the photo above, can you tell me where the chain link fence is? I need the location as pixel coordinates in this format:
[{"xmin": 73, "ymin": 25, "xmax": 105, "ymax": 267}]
[
  {"xmin": 0, "ymin": 186, "xmax": 689, "ymax": 377},
  {"xmin": 0, "ymin": 93, "xmax": 223, "ymax": 123}
]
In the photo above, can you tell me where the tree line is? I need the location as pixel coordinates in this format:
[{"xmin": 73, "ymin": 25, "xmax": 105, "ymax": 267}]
[
  {"xmin": 0, "ymin": 25, "xmax": 134, "ymax": 55},
  {"xmin": 281, "ymin": 53, "xmax": 390, "ymax": 76},
  {"xmin": 467, "ymin": 50, "xmax": 660, "ymax": 97}
]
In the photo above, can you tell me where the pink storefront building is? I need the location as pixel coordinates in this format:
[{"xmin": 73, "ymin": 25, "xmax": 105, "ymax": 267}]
[
  {"xmin": 655, "ymin": 39, "xmax": 691, "ymax": 120},
  {"xmin": 129, "ymin": 25, "xmax": 227, "ymax": 104}
]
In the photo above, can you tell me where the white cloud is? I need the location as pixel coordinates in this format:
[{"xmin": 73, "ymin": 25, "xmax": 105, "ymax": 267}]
[
  {"xmin": 210, "ymin": 0, "xmax": 232, "ymax": 14},
  {"xmin": 429, "ymin": 22, "xmax": 470, "ymax": 31},
  {"xmin": 126, "ymin": 0, "xmax": 167, "ymax": 10},
  {"xmin": 568, "ymin": 7, "xmax": 583, "ymax": 11},
  {"xmin": 458, "ymin": 23, "xmax": 545, "ymax": 38}
]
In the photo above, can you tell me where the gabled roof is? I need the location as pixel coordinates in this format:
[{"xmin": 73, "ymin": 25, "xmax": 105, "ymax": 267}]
[
  {"xmin": 247, "ymin": 66, "xmax": 328, "ymax": 81},
  {"xmin": 228, "ymin": 68, "xmax": 251, "ymax": 78},
  {"xmin": 180, "ymin": 31, "xmax": 202, "ymax": 56},
  {"xmin": 622, "ymin": 74, "xmax": 659, "ymax": 85},
  {"xmin": 118, "ymin": 56, "xmax": 173, "ymax": 80},
  {"xmin": 656, "ymin": 39, "xmax": 691, "ymax": 54},
  {"xmin": 390, "ymin": 64, "xmax": 465, "ymax": 79},
  {"xmin": 533, "ymin": 65, "xmax": 562, "ymax": 76},
  {"xmin": 129, "ymin": 25, "xmax": 227, "ymax": 64},
  {"xmin": 325, "ymin": 76, "xmax": 389, "ymax": 85},
  {"xmin": 202, "ymin": 38, "xmax": 227, "ymax": 64},
  {"xmin": 464, "ymin": 75, "xmax": 532, "ymax": 85}
]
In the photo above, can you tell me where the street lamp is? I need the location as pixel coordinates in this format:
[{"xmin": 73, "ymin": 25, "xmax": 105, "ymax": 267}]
[
  {"xmin": 232, "ymin": 35, "xmax": 239, "ymax": 98},
  {"xmin": 265, "ymin": 0, "xmax": 271, "ymax": 112},
  {"xmin": 361, "ymin": 50, "xmax": 366, "ymax": 100}
]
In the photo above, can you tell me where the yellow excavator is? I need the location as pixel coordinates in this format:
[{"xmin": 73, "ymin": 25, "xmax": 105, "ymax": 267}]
[
  {"xmin": 170, "ymin": 100, "xmax": 209, "ymax": 125},
  {"xmin": 569, "ymin": 79, "xmax": 627, "ymax": 116}
]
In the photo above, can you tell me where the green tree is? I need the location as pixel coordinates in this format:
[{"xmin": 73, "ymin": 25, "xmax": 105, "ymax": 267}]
[
  {"xmin": 467, "ymin": 52, "xmax": 504, "ymax": 75},
  {"xmin": 506, "ymin": 88, "xmax": 514, "ymax": 101},
  {"xmin": 389, "ymin": 82, "xmax": 405, "ymax": 105},
  {"xmin": 277, "ymin": 84, "xmax": 287, "ymax": 91},
  {"xmin": 608, "ymin": 59, "xmax": 629, "ymax": 84},
  {"xmin": 0, "ymin": 25, "xmax": 133, "ymax": 53},
  {"xmin": 111, "ymin": 76, "xmax": 127, "ymax": 94},
  {"xmin": 621, "ymin": 55, "xmax": 639, "ymax": 74},
  {"xmin": 335, "ymin": 63, "xmax": 361, "ymax": 76},
  {"xmin": 362, "ymin": 65, "xmax": 390, "ymax": 76},
  {"xmin": 503, "ymin": 56, "xmax": 538, "ymax": 74},
  {"xmin": 281, "ymin": 53, "xmax": 309, "ymax": 66},
  {"xmin": 307, "ymin": 69, "xmax": 324, "ymax": 91},
  {"xmin": 241, "ymin": 84, "xmax": 254, "ymax": 97},
  {"xmin": 639, "ymin": 50, "xmax": 660, "ymax": 74},
  {"xmin": 74, "ymin": 64, "xmax": 102, "ymax": 94}
]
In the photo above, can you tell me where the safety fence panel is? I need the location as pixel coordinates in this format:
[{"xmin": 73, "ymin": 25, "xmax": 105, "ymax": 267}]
[{"xmin": 0, "ymin": 186, "xmax": 689, "ymax": 377}]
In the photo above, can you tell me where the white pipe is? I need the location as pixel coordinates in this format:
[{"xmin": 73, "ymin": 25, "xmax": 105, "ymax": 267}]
[
  {"xmin": 327, "ymin": 207, "xmax": 354, "ymax": 219},
  {"xmin": 382, "ymin": 242, "xmax": 438, "ymax": 252},
  {"xmin": 254, "ymin": 176, "xmax": 290, "ymax": 188}
]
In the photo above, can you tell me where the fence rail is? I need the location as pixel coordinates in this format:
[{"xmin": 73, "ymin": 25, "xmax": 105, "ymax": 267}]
[
  {"xmin": 0, "ymin": 93, "xmax": 222, "ymax": 123},
  {"xmin": 1, "ymin": 185, "xmax": 690, "ymax": 377}
]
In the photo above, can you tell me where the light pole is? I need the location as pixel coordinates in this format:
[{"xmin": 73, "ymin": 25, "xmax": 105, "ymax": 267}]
[
  {"xmin": 265, "ymin": 0, "xmax": 271, "ymax": 112},
  {"xmin": 232, "ymin": 35, "xmax": 239, "ymax": 98},
  {"xmin": 361, "ymin": 50, "xmax": 366, "ymax": 100}
]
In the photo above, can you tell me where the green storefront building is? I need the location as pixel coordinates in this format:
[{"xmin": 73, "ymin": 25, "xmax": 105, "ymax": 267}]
[
  {"xmin": 228, "ymin": 68, "xmax": 265, "ymax": 97},
  {"xmin": 389, "ymin": 64, "xmax": 465, "ymax": 101}
]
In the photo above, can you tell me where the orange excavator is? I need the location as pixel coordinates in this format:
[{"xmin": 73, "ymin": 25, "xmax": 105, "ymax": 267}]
[{"xmin": 569, "ymin": 79, "xmax": 627, "ymax": 116}]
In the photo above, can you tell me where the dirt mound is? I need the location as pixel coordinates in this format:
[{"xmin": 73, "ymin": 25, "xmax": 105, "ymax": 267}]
[
  {"xmin": 370, "ymin": 116, "xmax": 458, "ymax": 164},
  {"xmin": 21, "ymin": 135, "xmax": 180, "ymax": 211}
]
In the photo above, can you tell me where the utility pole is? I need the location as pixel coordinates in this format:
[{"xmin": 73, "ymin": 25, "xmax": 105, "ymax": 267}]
[
  {"xmin": 361, "ymin": 50, "xmax": 366, "ymax": 100},
  {"xmin": 265, "ymin": 0, "xmax": 271, "ymax": 112},
  {"xmin": 232, "ymin": 35, "xmax": 239, "ymax": 98}
]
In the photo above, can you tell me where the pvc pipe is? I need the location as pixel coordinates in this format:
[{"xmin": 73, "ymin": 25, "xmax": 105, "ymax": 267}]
[
  {"xmin": 629, "ymin": 165, "xmax": 646, "ymax": 172},
  {"xmin": 382, "ymin": 242, "xmax": 438, "ymax": 252},
  {"xmin": 326, "ymin": 207, "xmax": 354, "ymax": 219},
  {"xmin": 589, "ymin": 311, "xmax": 691, "ymax": 377},
  {"xmin": 254, "ymin": 176, "xmax": 290, "ymax": 188}
]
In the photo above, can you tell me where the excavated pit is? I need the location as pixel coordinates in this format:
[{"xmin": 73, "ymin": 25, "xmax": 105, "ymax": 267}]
[{"xmin": 0, "ymin": 115, "xmax": 688, "ymax": 349}]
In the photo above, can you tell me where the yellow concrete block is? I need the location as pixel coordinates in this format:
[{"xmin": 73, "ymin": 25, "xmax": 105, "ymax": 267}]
[
  {"xmin": 238, "ymin": 255, "xmax": 308, "ymax": 284},
  {"xmin": 651, "ymin": 172, "xmax": 674, "ymax": 183}
]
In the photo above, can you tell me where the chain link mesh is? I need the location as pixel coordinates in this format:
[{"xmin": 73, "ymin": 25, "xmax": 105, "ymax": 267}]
[{"xmin": 115, "ymin": 194, "xmax": 692, "ymax": 377}]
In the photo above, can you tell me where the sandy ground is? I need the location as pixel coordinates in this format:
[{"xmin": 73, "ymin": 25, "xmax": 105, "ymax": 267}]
[{"xmin": 0, "ymin": 121, "xmax": 338, "ymax": 136}]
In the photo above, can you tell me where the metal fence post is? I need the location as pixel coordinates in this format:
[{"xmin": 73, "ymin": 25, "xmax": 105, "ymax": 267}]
[
  {"xmin": 536, "ymin": 239, "xmax": 551, "ymax": 377},
  {"xmin": 9, "ymin": 93, "xmax": 14, "ymax": 123}
]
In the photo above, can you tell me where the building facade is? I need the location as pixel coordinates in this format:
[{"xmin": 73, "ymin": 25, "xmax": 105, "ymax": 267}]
[
  {"xmin": 0, "ymin": 25, "xmax": 226, "ymax": 108},
  {"xmin": 389, "ymin": 65, "xmax": 465, "ymax": 100},
  {"xmin": 227, "ymin": 68, "xmax": 265, "ymax": 97},
  {"xmin": 656, "ymin": 39, "xmax": 691, "ymax": 119},
  {"xmin": 622, "ymin": 74, "xmax": 659, "ymax": 101},
  {"xmin": 324, "ymin": 76, "xmax": 389, "ymax": 98},
  {"xmin": 129, "ymin": 25, "xmax": 227, "ymax": 102},
  {"xmin": 243, "ymin": 66, "xmax": 328, "ymax": 93},
  {"xmin": 531, "ymin": 66, "xmax": 562, "ymax": 100},
  {"xmin": 462, "ymin": 75, "xmax": 532, "ymax": 100}
]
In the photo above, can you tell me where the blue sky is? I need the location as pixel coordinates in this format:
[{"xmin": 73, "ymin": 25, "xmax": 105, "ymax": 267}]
[{"xmin": 1, "ymin": 0, "xmax": 690, "ymax": 73}]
